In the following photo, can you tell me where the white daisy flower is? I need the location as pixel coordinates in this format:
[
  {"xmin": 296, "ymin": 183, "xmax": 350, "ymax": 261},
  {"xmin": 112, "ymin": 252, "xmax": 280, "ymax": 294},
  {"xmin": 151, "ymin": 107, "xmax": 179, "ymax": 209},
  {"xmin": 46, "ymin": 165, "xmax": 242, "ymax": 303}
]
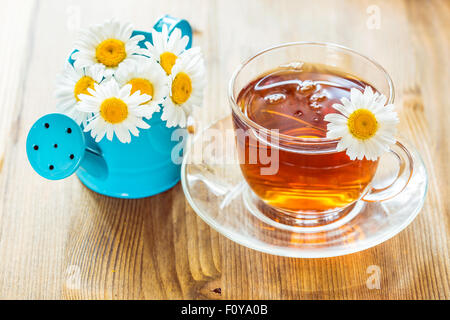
[
  {"xmin": 72, "ymin": 19, "xmax": 145, "ymax": 77},
  {"xmin": 77, "ymin": 79, "xmax": 156, "ymax": 143},
  {"xmin": 114, "ymin": 57, "xmax": 169, "ymax": 116},
  {"xmin": 55, "ymin": 63, "xmax": 106, "ymax": 125},
  {"xmin": 324, "ymin": 86, "xmax": 399, "ymax": 161},
  {"xmin": 161, "ymin": 52, "xmax": 206, "ymax": 128},
  {"xmin": 144, "ymin": 25, "xmax": 192, "ymax": 75}
]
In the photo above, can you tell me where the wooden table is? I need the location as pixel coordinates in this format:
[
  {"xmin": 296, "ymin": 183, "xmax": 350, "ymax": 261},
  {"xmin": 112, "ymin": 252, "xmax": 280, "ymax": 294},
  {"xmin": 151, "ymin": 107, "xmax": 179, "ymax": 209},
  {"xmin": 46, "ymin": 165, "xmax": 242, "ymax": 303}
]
[{"xmin": 0, "ymin": 0, "xmax": 448, "ymax": 299}]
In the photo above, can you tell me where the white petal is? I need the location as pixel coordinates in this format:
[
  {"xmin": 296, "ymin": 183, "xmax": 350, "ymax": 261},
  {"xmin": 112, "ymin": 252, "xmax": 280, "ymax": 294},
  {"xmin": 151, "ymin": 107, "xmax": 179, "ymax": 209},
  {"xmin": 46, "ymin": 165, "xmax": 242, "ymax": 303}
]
[
  {"xmin": 106, "ymin": 125, "xmax": 114, "ymax": 141},
  {"xmin": 324, "ymin": 113, "xmax": 348, "ymax": 125},
  {"xmin": 115, "ymin": 125, "xmax": 131, "ymax": 143}
]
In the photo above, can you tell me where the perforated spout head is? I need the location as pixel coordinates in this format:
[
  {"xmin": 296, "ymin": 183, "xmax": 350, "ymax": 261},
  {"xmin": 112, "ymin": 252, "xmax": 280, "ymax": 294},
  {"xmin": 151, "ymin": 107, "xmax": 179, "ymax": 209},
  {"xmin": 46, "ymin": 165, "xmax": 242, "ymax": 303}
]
[{"xmin": 26, "ymin": 113, "xmax": 86, "ymax": 180}]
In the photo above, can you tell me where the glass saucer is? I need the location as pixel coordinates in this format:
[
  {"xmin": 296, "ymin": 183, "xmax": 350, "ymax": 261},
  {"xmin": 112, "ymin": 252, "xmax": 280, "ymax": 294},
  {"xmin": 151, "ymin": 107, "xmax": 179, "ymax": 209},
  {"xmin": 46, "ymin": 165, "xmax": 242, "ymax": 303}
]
[{"xmin": 181, "ymin": 116, "xmax": 428, "ymax": 258}]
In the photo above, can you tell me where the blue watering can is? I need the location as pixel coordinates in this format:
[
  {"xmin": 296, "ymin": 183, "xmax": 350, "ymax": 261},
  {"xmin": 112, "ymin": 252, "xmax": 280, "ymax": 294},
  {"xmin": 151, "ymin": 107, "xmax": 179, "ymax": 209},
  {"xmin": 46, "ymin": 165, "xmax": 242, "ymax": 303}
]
[{"xmin": 25, "ymin": 15, "xmax": 191, "ymax": 198}]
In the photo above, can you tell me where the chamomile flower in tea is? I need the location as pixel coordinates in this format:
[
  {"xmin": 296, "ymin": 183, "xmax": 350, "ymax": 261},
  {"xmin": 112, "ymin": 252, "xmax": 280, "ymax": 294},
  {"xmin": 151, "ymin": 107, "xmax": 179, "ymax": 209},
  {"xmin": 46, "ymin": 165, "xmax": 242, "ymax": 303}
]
[
  {"xmin": 145, "ymin": 25, "xmax": 191, "ymax": 75},
  {"xmin": 77, "ymin": 79, "xmax": 155, "ymax": 143},
  {"xmin": 73, "ymin": 19, "xmax": 145, "ymax": 77},
  {"xmin": 162, "ymin": 52, "xmax": 205, "ymax": 128},
  {"xmin": 55, "ymin": 63, "xmax": 106, "ymax": 125},
  {"xmin": 324, "ymin": 86, "xmax": 399, "ymax": 161},
  {"xmin": 114, "ymin": 58, "xmax": 169, "ymax": 116}
]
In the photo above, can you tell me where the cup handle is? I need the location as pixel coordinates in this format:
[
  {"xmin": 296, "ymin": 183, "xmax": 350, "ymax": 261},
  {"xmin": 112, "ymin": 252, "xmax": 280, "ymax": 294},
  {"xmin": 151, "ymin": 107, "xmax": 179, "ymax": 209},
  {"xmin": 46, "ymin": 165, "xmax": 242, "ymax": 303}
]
[{"xmin": 362, "ymin": 141, "xmax": 414, "ymax": 202}]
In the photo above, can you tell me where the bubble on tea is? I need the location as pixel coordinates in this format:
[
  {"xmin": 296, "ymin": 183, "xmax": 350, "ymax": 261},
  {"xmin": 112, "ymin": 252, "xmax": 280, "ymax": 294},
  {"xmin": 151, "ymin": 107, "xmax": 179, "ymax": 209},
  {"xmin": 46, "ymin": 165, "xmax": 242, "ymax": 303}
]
[
  {"xmin": 299, "ymin": 80, "xmax": 316, "ymax": 93},
  {"xmin": 264, "ymin": 93, "xmax": 286, "ymax": 104},
  {"xmin": 310, "ymin": 90, "xmax": 328, "ymax": 102},
  {"xmin": 310, "ymin": 101, "xmax": 322, "ymax": 109}
]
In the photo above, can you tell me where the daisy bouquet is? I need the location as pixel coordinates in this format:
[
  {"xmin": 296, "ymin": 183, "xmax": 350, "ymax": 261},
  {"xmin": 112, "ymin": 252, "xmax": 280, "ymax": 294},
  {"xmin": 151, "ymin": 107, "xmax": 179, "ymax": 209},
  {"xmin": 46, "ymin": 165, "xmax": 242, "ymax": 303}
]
[{"xmin": 55, "ymin": 19, "xmax": 205, "ymax": 144}]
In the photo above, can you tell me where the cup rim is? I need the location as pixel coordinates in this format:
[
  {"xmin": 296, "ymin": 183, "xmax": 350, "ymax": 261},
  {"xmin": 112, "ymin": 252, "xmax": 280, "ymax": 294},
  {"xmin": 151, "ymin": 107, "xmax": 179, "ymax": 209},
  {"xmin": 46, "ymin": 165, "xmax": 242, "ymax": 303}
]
[{"xmin": 228, "ymin": 41, "xmax": 395, "ymax": 143}]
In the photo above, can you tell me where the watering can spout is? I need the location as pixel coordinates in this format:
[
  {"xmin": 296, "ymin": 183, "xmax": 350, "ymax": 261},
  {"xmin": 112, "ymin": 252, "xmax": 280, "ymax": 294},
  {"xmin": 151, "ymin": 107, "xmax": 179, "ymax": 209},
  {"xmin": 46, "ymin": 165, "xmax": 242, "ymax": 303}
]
[{"xmin": 26, "ymin": 113, "xmax": 107, "ymax": 180}]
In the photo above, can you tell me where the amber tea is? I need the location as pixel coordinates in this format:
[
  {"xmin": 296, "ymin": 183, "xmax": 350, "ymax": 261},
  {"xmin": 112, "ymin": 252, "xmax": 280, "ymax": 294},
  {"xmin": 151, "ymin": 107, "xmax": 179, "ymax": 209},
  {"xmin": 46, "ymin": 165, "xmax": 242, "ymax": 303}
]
[{"xmin": 233, "ymin": 63, "xmax": 379, "ymax": 213}]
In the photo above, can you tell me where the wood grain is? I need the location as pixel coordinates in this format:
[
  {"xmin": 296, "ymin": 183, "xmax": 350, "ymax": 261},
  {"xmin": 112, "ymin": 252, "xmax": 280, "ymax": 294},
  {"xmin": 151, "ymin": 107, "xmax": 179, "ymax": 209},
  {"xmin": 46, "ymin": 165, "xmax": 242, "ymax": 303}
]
[{"xmin": 0, "ymin": 0, "xmax": 448, "ymax": 299}]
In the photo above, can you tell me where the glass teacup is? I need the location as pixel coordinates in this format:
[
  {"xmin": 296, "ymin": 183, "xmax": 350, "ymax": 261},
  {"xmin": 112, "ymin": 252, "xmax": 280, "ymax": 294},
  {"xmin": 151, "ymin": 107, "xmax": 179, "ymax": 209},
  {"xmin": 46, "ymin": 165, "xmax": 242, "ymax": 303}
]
[{"xmin": 229, "ymin": 42, "xmax": 413, "ymax": 227}]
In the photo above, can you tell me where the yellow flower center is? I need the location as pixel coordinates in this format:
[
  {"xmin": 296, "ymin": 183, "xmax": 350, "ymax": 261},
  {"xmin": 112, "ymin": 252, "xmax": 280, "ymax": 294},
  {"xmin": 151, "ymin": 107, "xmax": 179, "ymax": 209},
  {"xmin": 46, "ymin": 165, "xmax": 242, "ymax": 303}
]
[
  {"xmin": 127, "ymin": 78, "xmax": 154, "ymax": 105},
  {"xmin": 100, "ymin": 97, "xmax": 128, "ymax": 124},
  {"xmin": 95, "ymin": 39, "xmax": 127, "ymax": 67},
  {"xmin": 347, "ymin": 109, "xmax": 378, "ymax": 140},
  {"xmin": 73, "ymin": 76, "xmax": 95, "ymax": 101},
  {"xmin": 160, "ymin": 52, "xmax": 177, "ymax": 75},
  {"xmin": 171, "ymin": 72, "xmax": 192, "ymax": 105}
]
